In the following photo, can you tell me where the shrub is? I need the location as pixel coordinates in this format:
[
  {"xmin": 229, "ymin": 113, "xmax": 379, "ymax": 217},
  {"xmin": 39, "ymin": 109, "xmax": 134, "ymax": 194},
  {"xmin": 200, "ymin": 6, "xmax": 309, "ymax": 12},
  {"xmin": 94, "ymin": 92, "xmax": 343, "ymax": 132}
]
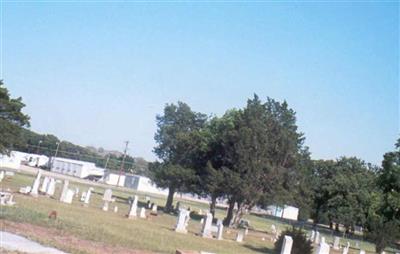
[{"xmin": 274, "ymin": 227, "xmax": 313, "ymax": 254}]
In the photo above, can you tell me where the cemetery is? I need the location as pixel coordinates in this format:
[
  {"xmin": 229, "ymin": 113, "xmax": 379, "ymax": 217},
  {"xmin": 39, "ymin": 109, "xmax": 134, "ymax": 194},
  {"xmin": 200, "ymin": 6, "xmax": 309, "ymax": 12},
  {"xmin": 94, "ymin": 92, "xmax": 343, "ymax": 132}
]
[{"xmin": 0, "ymin": 169, "xmax": 390, "ymax": 254}]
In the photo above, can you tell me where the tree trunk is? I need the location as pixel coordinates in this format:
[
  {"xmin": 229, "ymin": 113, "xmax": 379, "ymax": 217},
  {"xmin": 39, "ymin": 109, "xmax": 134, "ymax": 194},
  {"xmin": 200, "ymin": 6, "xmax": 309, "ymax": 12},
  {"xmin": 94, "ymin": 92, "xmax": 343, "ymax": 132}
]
[
  {"xmin": 209, "ymin": 194, "xmax": 217, "ymax": 218},
  {"xmin": 223, "ymin": 198, "xmax": 235, "ymax": 226},
  {"xmin": 164, "ymin": 186, "xmax": 175, "ymax": 212},
  {"xmin": 231, "ymin": 202, "xmax": 250, "ymax": 227}
]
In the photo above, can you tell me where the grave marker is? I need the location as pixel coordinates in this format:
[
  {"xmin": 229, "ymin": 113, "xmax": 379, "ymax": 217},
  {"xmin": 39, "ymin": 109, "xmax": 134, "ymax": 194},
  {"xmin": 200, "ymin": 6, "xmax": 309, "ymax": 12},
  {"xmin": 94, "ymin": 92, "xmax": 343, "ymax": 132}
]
[{"xmin": 280, "ymin": 235, "xmax": 293, "ymax": 254}]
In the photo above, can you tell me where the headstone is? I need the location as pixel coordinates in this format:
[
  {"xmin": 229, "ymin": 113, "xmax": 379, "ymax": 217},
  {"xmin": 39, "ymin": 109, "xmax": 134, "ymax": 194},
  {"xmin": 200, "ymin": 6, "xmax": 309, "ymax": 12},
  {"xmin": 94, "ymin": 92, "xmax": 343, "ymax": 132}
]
[
  {"xmin": 310, "ymin": 230, "xmax": 315, "ymax": 241},
  {"xmin": 80, "ymin": 192, "xmax": 87, "ymax": 202},
  {"xmin": 114, "ymin": 206, "xmax": 118, "ymax": 213},
  {"xmin": 235, "ymin": 230, "xmax": 244, "ymax": 242},
  {"xmin": 315, "ymin": 242, "xmax": 330, "ymax": 254},
  {"xmin": 152, "ymin": 204, "xmax": 158, "ymax": 213},
  {"xmin": 146, "ymin": 200, "xmax": 151, "ymax": 208},
  {"xmin": 321, "ymin": 237, "xmax": 326, "ymax": 244},
  {"xmin": 244, "ymin": 228, "xmax": 249, "ymax": 236},
  {"xmin": 103, "ymin": 188, "xmax": 113, "ymax": 201},
  {"xmin": 46, "ymin": 178, "xmax": 56, "ymax": 197},
  {"xmin": 342, "ymin": 242, "xmax": 350, "ymax": 254},
  {"xmin": 201, "ymin": 213, "xmax": 213, "ymax": 238},
  {"xmin": 61, "ymin": 189, "xmax": 75, "ymax": 204},
  {"xmin": 355, "ymin": 241, "xmax": 360, "ymax": 249},
  {"xmin": 216, "ymin": 223, "xmax": 224, "ymax": 240},
  {"xmin": 175, "ymin": 209, "xmax": 190, "ymax": 233},
  {"xmin": 200, "ymin": 218, "xmax": 204, "ymax": 224},
  {"xmin": 75, "ymin": 187, "xmax": 79, "ymax": 197},
  {"xmin": 139, "ymin": 207, "xmax": 146, "ymax": 218},
  {"xmin": 39, "ymin": 176, "xmax": 50, "ymax": 193},
  {"xmin": 359, "ymin": 251, "xmax": 365, "ymax": 254},
  {"xmin": 0, "ymin": 171, "xmax": 4, "ymax": 182},
  {"xmin": 30, "ymin": 169, "xmax": 42, "ymax": 197},
  {"xmin": 280, "ymin": 235, "xmax": 293, "ymax": 254},
  {"xmin": 102, "ymin": 201, "xmax": 109, "ymax": 211},
  {"xmin": 128, "ymin": 195, "xmax": 138, "ymax": 218},
  {"xmin": 315, "ymin": 231, "xmax": 320, "ymax": 244},
  {"xmin": 333, "ymin": 236, "xmax": 340, "ymax": 250},
  {"xmin": 84, "ymin": 187, "xmax": 93, "ymax": 205},
  {"xmin": 59, "ymin": 180, "xmax": 69, "ymax": 202}
]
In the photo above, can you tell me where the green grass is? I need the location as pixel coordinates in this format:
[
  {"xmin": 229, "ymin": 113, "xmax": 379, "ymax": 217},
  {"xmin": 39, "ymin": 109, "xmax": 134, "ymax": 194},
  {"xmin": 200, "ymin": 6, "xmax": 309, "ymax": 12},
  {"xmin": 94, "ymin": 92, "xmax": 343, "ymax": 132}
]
[{"xmin": 0, "ymin": 171, "xmax": 393, "ymax": 254}]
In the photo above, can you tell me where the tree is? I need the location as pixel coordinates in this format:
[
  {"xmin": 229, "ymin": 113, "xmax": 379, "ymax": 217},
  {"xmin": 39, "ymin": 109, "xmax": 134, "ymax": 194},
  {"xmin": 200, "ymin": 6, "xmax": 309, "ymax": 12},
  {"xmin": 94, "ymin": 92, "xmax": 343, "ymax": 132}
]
[
  {"xmin": 222, "ymin": 95, "xmax": 307, "ymax": 226},
  {"xmin": 0, "ymin": 81, "xmax": 30, "ymax": 154},
  {"xmin": 151, "ymin": 102, "xmax": 207, "ymax": 212},
  {"xmin": 367, "ymin": 138, "xmax": 400, "ymax": 253}
]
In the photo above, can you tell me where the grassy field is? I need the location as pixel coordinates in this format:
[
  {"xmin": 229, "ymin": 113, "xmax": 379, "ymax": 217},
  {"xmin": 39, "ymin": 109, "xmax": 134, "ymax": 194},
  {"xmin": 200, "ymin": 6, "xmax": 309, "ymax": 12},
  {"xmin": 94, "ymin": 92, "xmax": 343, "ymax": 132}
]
[{"xmin": 0, "ymin": 171, "xmax": 389, "ymax": 254}]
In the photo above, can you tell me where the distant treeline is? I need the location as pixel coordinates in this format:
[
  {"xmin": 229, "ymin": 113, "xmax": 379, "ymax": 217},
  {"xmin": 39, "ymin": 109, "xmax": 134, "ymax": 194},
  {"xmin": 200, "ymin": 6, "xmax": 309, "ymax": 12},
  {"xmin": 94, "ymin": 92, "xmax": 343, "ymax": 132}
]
[{"xmin": 13, "ymin": 128, "xmax": 149, "ymax": 176}]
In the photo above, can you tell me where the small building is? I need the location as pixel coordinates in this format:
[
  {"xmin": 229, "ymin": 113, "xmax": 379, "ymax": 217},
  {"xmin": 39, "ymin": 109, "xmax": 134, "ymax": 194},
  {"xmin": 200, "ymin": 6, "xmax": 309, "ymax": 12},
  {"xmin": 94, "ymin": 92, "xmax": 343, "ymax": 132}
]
[
  {"xmin": 266, "ymin": 205, "xmax": 299, "ymax": 221},
  {"xmin": 50, "ymin": 157, "xmax": 105, "ymax": 179},
  {"xmin": 101, "ymin": 172, "xmax": 168, "ymax": 195}
]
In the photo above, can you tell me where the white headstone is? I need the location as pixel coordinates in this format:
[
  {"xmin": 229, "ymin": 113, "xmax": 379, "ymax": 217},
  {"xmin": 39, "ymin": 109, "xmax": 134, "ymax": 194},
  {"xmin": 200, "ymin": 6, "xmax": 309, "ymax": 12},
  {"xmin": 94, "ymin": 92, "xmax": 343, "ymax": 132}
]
[
  {"xmin": 46, "ymin": 178, "xmax": 56, "ymax": 197},
  {"xmin": 333, "ymin": 236, "xmax": 340, "ymax": 250},
  {"xmin": 114, "ymin": 206, "xmax": 118, "ymax": 213},
  {"xmin": 316, "ymin": 242, "xmax": 330, "ymax": 254},
  {"xmin": 102, "ymin": 201, "xmax": 109, "ymax": 211},
  {"xmin": 39, "ymin": 176, "xmax": 50, "ymax": 193},
  {"xmin": 152, "ymin": 204, "xmax": 158, "ymax": 213},
  {"xmin": 75, "ymin": 187, "xmax": 79, "ymax": 197},
  {"xmin": 280, "ymin": 235, "xmax": 293, "ymax": 254},
  {"xmin": 84, "ymin": 187, "xmax": 93, "ymax": 205},
  {"xmin": 0, "ymin": 171, "xmax": 4, "ymax": 182},
  {"xmin": 140, "ymin": 207, "xmax": 146, "ymax": 218},
  {"xmin": 128, "ymin": 195, "xmax": 138, "ymax": 218},
  {"xmin": 175, "ymin": 209, "xmax": 190, "ymax": 233},
  {"xmin": 310, "ymin": 230, "xmax": 315, "ymax": 241},
  {"xmin": 103, "ymin": 189, "xmax": 113, "ymax": 201},
  {"xmin": 59, "ymin": 180, "xmax": 69, "ymax": 202},
  {"xmin": 61, "ymin": 189, "xmax": 75, "ymax": 204},
  {"xmin": 80, "ymin": 192, "xmax": 87, "ymax": 202},
  {"xmin": 342, "ymin": 242, "xmax": 350, "ymax": 254},
  {"xmin": 236, "ymin": 230, "xmax": 244, "ymax": 242},
  {"xmin": 217, "ymin": 223, "xmax": 224, "ymax": 240},
  {"xmin": 360, "ymin": 251, "xmax": 366, "ymax": 254},
  {"xmin": 30, "ymin": 169, "xmax": 42, "ymax": 197},
  {"xmin": 315, "ymin": 231, "xmax": 320, "ymax": 244},
  {"xmin": 201, "ymin": 213, "xmax": 213, "ymax": 238}
]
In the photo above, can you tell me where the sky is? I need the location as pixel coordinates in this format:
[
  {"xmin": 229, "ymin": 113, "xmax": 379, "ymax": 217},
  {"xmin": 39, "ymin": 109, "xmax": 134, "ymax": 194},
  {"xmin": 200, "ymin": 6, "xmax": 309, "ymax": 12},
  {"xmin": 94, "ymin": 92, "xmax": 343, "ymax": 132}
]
[{"xmin": 3, "ymin": 1, "xmax": 398, "ymax": 165}]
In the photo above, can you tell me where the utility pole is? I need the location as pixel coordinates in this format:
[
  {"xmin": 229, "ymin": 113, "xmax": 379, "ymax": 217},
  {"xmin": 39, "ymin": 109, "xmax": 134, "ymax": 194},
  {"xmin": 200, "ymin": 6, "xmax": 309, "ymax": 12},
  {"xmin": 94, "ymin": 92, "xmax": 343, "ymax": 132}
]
[
  {"xmin": 50, "ymin": 141, "xmax": 61, "ymax": 170},
  {"xmin": 117, "ymin": 141, "xmax": 129, "ymax": 187},
  {"xmin": 36, "ymin": 140, "xmax": 42, "ymax": 154}
]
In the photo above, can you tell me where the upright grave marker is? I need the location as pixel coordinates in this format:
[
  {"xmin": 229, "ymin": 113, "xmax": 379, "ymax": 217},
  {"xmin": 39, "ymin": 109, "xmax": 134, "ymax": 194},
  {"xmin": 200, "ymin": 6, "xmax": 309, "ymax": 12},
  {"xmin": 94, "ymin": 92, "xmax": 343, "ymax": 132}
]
[{"xmin": 280, "ymin": 235, "xmax": 293, "ymax": 254}]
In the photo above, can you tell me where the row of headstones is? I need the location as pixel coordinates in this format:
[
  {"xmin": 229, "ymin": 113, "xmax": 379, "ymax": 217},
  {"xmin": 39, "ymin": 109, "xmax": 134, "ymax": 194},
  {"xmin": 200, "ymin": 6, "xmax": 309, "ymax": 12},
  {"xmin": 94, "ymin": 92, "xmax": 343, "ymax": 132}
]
[
  {"xmin": 309, "ymin": 230, "xmax": 364, "ymax": 254},
  {"xmin": 281, "ymin": 235, "xmax": 353, "ymax": 254},
  {"xmin": 175, "ymin": 209, "xmax": 248, "ymax": 242},
  {"xmin": 23, "ymin": 170, "xmax": 160, "ymax": 218}
]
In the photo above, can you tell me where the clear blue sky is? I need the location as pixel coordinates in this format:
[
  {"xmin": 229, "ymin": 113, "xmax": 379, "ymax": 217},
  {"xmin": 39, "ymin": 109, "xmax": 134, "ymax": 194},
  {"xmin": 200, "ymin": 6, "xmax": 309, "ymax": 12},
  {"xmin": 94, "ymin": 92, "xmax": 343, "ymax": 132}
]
[{"xmin": 3, "ymin": 1, "xmax": 398, "ymax": 165}]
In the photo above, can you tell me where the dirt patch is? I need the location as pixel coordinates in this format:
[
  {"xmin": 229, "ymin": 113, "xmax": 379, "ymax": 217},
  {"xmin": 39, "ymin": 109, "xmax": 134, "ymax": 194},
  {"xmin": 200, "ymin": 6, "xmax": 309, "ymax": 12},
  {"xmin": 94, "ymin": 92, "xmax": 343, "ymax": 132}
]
[{"xmin": 1, "ymin": 220, "xmax": 156, "ymax": 254}]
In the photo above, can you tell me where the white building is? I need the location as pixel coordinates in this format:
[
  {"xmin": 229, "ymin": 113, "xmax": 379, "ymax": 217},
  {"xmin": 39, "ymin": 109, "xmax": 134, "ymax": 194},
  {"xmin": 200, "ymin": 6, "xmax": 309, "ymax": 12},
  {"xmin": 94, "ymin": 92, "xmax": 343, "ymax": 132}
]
[
  {"xmin": 266, "ymin": 205, "xmax": 299, "ymax": 221},
  {"xmin": 51, "ymin": 157, "xmax": 105, "ymax": 179},
  {"xmin": 0, "ymin": 151, "xmax": 22, "ymax": 169},
  {"xmin": 101, "ymin": 172, "xmax": 168, "ymax": 196}
]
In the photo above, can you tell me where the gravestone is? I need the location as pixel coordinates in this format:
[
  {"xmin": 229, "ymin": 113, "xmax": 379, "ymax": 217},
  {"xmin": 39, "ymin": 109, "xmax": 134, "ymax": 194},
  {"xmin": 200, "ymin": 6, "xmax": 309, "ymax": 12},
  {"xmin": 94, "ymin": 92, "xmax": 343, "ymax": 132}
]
[
  {"xmin": 80, "ymin": 192, "xmax": 87, "ymax": 202},
  {"xmin": 152, "ymin": 204, "xmax": 158, "ymax": 213},
  {"xmin": 342, "ymin": 242, "xmax": 350, "ymax": 254},
  {"xmin": 315, "ymin": 242, "xmax": 330, "ymax": 254},
  {"xmin": 46, "ymin": 178, "xmax": 56, "ymax": 197},
  {"xmin": 360, "ymin": 251, "xmax": 366, "ymax": 254},
  {"xmin": 61, "ymin": 189, "xmax": 75, "ymax": 204},
  {"xmin": 235, "ymin": 230, "xmax": 244, "ymax": 242},
  {"xmin": 84, "ymin": 187, "xmax": 94, "ymax": 205},
  {"xmin": 175, "ymin": 209, "xmax": 190, "ymax": 233},
  {"xmin": 315, "ymin": 231, "xmax": 320, "ymax": 244},
  {"xmin": 333, "ymin": 236, "xmax": 340, "ymax": 250},
  {"xmin": 30, "ymin": 169, "xmax": 42, "ymax": 197},
  {"xmin": 280, "ymin": 235, "xmax": 293, "ymax": 254},
  {"xmin": 102, "ymin": 201, "xmax": 109, "ymax": 211},
  {"xmin": 103, "ymin": 189, "xmax": 113, "ymax": 201},
  {"xmin": 310, "ymin": 230, "xmax": 315, "ymax": 242},
  {"xmin": 128, "ymin": 195, "xmax": 138, "ymax": 218},
  {"xmin": 75, "ymin": 187, "xmax": 79, "ymax": 197},
  {"xmin": 59, "ymin": 180, "xmax": 69, "ymax": 202},
  {"xmin": 244, "ymin": 228, "xmax": 249, "ymax": 236},
  {"xmin": 139, "ymin": 207, "xmax": 146, "ymax": 218},
  {"xmin": 0, "ymin": 171, "xmax": 4, "ymax": 182},
  {"xmin": 201, "ymin": 213, "xmax": 213, "ymax": 238},
  {"xmin": 39, "ymin": 176, "xmax": 50, "ymax": 193},
  {"xmin": 216, "ymin": 223, "xmax": 224, "ymax": 240},
  {"xmin": 114, "ymin": 206, "xmax": 118, "ymax": 213}
]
